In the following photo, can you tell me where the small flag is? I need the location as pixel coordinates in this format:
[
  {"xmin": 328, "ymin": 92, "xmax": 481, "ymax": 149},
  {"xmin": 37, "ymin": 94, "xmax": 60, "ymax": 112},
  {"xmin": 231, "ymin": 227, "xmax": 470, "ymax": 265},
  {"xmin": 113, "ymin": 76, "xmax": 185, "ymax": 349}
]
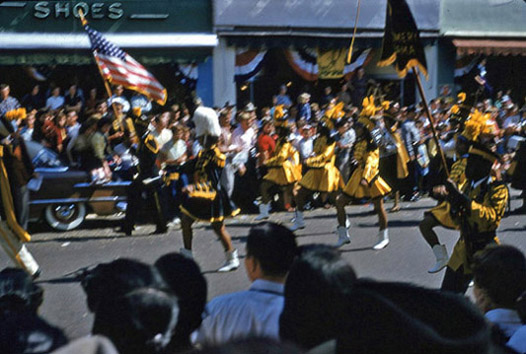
[
  {"xmin": 82, "ymin": 20, "xmax": 167, "ymax": 105},
  {"xmin": 377, "ymin": 0, "xmax": 428, "ymax": 79}
]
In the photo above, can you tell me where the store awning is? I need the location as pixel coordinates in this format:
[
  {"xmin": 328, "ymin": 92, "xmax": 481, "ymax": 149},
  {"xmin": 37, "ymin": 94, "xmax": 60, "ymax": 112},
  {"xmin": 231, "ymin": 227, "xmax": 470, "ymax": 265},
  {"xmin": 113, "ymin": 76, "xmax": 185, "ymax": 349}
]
[{"xmin": 453, "ymin": 39, "xmax": 526, "ymax": 56}]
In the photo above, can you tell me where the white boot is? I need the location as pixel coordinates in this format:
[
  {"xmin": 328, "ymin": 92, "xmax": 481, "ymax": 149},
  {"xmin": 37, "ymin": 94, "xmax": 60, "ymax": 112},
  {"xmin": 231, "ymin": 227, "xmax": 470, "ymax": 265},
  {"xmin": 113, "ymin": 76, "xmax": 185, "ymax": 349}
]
[
  {"xmin": 218, "ymin": 249, "xmax": 240, "ymax": 272},
  {"xmin": 290, "ymin": 211, "xmax": 305, "ymax": 231},
  {"xmin": 373, "ymin": 229, "xmax": 389, "ymax": 250},
  {"xmin": 345, "ymin": 218, "xmax": 351, "ymax": 229},
  {"xmin": 335, "ymin": 226, "xmax": 351, "ymax": 248},
  {"xmin": 179, "ymin": 247, "xmax": 193, "ymax": 259},
  {"xmin": 428, "ymin": 244, "xmax": 449, "ymax": 273},
  {"xmin": 254, "ymin": 203, "xmax": 270, "ymax": 221}
]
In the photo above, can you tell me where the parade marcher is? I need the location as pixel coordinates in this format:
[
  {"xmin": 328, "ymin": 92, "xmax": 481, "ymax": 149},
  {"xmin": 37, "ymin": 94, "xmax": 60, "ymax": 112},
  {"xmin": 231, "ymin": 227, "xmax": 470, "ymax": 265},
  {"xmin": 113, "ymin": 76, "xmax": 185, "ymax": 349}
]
[
  {"xmin": 419, "ymin": 131, "xmax": 471, "ymax": 274},
  {"xmin": 0, "ymin": 108, "xmax": 40, "ymax": 278},
  {"xmin": 179, "ymin": 107, "xmax": 240, "ymax": 272},
  {"xmin": 107, "ymin": 101, "xmax": 137, "ymax": 150},
  {"xmin": 120, "ymin": 108, "xmax": 167, "ymax": 236},
  {"xmin": 289, "ymin": 103, "xmax": 344, "ymax": 231},
  {"xmin": 335, "ymin": 96, "xmax": 391, "ymax": 249},
  {"xmin": 255, "ymin": 106, "xmax": 301, "ymax": 220},
  {"xmin": 378, "ymin": 101, "xmax": 409, "ymax": 213},
  {"xmin": 440, "ymin": 113, "xmax": 509, "ymax": 294}
]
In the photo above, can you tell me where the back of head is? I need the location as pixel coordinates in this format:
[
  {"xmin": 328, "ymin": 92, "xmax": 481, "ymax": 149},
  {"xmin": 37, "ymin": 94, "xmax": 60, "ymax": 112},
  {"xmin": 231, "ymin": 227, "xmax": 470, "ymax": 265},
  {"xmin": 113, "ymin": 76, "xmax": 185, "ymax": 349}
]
[
  {"xmin": 50, "ymin": 336, "xmax": 118, "ymax": 354},
  {"xmin": 473, "ymin": 245, "xmax": 526, "ymax": 309},
  {"xmin": 92, "ymin": 288, "xmax": 179, "ymax": 354},
  {"xmin": 246, "ymin": 222, "xmax": 298, "ymax": 278},
  {"xmin": 338, "ymin": 279, "xmax": 492, "ymax": 354},
  {"xmin": 154, "ymin": 253, "xmax": 207, "ymax": 350},
  {"xmin": 0, "ymin": 268, "xmax": 43, "ymax": 315},
  {"xmin": 0, "ymin": 312, "xmax": 68, "ymax": 354},
  {"xmin": 82, "ymin": 259, "xmax": 166, "ymax": 313},
  {"xmin": 280, "ymin": 245, "xmax": 356, "ymax": 350}
]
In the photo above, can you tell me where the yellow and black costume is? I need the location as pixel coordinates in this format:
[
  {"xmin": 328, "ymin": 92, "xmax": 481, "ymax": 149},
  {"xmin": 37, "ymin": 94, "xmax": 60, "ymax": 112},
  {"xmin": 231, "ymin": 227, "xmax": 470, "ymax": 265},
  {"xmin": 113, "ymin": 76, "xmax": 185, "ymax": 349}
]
[
  {"xmin": 180, "ymin": 145, "xmax": 240, "ymax": 222},
  {"xmin": 0, "ymin": 108, "xmax": 40, "ymax": 276},
  {"xmin": 441, "ymin": 112, "xmax": 508, "ymax": 294},
  {"xmin": 343, "ymin": 98, "xmax": 391, "ymax": 199},
  {"xmin": 122, "ymin": 109, "xmax": 166, "ymax": 235},
  {"xmin": 298, "ymin": 103, "xmax": 343, "ymax": 193}
]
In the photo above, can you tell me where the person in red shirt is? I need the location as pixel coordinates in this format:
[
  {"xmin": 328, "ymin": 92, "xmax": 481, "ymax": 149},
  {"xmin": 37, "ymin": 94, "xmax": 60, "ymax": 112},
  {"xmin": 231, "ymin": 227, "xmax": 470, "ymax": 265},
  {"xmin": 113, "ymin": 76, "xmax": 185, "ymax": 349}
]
[{"xmin": 257, "ymin": 117, "xmax": 276, "ymax": 167}]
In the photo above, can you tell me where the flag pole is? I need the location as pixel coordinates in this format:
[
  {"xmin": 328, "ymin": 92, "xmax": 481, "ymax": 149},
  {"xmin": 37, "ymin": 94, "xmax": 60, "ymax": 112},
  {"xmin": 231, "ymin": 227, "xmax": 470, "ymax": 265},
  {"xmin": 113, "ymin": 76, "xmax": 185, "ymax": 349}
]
[
  {"xmin": 78, "ymin": 9, "xmax": 119, "ymax": 120},
  {"xmin": 346, "ymin": 0, "xmax": 362, "ymax": 64},
  {"xmin": 413, "ymin": 67, "xmax": 450, "ymax": 178}
]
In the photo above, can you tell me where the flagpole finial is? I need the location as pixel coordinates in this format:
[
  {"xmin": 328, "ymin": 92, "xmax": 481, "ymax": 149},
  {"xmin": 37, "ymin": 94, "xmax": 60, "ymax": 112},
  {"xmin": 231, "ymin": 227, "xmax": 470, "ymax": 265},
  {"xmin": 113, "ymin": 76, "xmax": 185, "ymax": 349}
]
[{"xmin": 78, "ymin": 8, "xmax": 88, "ymax": 26}]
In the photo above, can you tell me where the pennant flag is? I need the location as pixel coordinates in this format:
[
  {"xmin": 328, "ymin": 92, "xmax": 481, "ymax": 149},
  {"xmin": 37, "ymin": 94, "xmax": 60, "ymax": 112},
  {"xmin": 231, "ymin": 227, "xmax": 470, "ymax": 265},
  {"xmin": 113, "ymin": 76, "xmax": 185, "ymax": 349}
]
[
  {"xmin": 377, "ymin": 0, "xmax": 428, "ymax": 79},
  {"xmin": 317, "ymin": 48, "xmax": 347, "ymax": 79},
  {"xmin": 82, "ymin": 20, "xmax": 167, "ymax": 105}
]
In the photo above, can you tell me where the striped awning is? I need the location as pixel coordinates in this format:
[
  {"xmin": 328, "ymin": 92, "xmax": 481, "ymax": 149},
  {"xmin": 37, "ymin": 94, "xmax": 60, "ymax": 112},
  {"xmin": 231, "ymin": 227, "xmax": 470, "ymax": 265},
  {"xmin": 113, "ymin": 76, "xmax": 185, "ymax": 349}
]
[{"xmin": 453, "ymin": 39, "xmax": 526, "ymax": 56}]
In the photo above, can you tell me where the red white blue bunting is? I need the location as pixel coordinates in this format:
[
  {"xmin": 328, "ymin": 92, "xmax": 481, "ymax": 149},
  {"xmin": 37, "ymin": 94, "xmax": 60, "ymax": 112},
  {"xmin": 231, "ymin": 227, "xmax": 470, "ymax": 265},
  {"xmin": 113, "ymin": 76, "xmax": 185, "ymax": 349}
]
[{"xmin": 235, "ymin": 49, "xmax": 268, "ymax": 83}]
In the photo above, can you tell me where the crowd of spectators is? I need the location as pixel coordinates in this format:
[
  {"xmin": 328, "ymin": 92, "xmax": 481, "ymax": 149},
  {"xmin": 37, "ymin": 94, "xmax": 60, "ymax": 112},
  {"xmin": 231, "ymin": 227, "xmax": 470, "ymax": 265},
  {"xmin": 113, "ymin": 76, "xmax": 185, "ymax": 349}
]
[{"xmin": 0, "ymin": 222, "xmax": 525, "ymax": 353}]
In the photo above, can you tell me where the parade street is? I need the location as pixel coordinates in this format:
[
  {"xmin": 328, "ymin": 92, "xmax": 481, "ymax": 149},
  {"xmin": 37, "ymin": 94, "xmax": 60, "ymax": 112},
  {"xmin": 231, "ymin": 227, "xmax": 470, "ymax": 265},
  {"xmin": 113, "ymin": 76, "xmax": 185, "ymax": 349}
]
[{"xmin": 0, "ymin": 193, "xmax": 524, "ymax": 340}]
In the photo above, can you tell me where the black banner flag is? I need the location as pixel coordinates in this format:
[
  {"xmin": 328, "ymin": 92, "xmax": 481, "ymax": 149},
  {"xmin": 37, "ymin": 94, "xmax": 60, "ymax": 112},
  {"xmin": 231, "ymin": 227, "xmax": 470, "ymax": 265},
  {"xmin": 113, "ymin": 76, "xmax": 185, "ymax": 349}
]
[{"xmin": 377, "ymin": 0, "xmax": 428, "ymax": 79}]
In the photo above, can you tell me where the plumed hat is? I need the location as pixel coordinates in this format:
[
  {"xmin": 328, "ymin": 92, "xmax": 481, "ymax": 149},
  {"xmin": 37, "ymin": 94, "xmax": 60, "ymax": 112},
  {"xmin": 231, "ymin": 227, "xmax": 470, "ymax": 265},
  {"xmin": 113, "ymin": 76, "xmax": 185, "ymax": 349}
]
[
  {"xmin": 461, "ymin": 110, "xmax": 500, "ymax": 163},
  {"xmin": 193, "ymin": 106, "xmax": 221, "ymax": 138},
  {"xmin": 321, "ymin": 101, "xmax": 344, "ymax": 130},
  {"xmin": 273, "ymin": 104, "xmax": 289, "ymax": 128},
  {"xmin": 357, "ymin": 96, "xmax": 377, "ymax": 132}
]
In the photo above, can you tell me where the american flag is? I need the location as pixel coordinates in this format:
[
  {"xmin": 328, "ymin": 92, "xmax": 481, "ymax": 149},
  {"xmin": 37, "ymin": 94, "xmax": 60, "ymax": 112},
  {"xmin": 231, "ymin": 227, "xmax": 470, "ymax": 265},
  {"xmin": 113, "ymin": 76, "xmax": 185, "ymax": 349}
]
[{"xmin": 84, "ymin": 24, "xmax": 167, "ymax": 105}]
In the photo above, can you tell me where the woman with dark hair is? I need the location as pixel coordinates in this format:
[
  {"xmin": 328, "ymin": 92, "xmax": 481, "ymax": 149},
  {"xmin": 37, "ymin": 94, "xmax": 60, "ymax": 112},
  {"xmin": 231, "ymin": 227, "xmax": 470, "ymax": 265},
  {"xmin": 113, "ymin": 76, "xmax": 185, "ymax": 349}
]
[
  {"xmin": 279, "ymin": 245, "xmax": 356, "ymax": 351},
  {"xmin": 92, "ymin": 288, "xmax": 179, "ymax": 354},
  {"xmin": 255, "ymin": 106, "xmax": 301, "ymax": 220},
  {"xmin": 154, "ymin": 253, "xmax": 207, "ymax": 352},
  {"xmin": 335, "ymin": 96, "xmax": 391, "ymax": 249},
  {"xmin": 179, "ymin": 107, "xmax": 240, "ymax": 272}
]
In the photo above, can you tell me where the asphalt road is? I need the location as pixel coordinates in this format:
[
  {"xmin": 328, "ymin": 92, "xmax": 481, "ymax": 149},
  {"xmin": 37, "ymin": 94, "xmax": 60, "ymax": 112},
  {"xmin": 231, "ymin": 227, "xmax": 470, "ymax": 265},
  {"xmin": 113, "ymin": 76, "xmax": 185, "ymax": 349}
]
[{"xmin": 1, "ymin": 193, "xmax": 525, "ymax": 340}]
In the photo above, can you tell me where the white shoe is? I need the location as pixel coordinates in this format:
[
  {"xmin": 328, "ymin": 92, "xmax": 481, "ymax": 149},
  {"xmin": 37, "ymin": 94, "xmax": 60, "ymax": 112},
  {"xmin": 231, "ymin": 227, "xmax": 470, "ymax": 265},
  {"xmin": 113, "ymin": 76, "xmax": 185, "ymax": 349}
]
[
  {"xmin": 428, "ymin": 244, "xmax": 449, "ymax": 273},
  {"xmin": 179, "ymin": 247, "xmax": 193, "ymax": 259},
  {"xmin": 335, "ymin": 226, "xmax": 351, "ymax": 248},
  {"xmin": 218, "ymin": 249, "xmax": 240, "ymax": 272},
  {"xmin": 373, "ymin": 229, "xmax": 389, "ymax": 250},
  {"xmin": 168, "ymin": 217, "xmax": 181, "ymax": 228},
  {"xmin": 289, "ymin": 211, "xmax": 305, "ymax": 231},
  {"xmin": 254, "ymin": 203, "xmax": 270, "ymax": 221}
]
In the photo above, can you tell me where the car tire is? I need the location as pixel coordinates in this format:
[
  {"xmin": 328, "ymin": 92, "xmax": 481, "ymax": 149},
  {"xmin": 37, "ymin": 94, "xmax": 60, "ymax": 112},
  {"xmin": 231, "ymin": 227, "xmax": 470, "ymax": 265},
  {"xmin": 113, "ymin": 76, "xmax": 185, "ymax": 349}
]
[{"xmin": 44, "ymin": 203, "xmax": 87, "ymax": 231}]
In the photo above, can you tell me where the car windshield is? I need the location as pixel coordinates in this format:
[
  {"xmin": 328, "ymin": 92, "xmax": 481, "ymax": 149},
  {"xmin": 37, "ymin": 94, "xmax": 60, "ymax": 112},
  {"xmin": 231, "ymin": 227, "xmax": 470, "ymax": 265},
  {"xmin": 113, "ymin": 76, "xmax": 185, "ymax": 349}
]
[{"xmin": 25, "ymin": 141, "xmax": 66, "ymax": 168}]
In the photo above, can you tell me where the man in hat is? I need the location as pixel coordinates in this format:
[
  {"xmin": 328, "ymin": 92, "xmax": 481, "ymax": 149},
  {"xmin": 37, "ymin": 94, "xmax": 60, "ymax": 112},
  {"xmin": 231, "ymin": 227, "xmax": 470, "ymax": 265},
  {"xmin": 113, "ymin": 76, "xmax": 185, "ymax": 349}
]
[
  {"xmin": 440, "ymin": 113, "xmax": 508, "ymax": 294},
  {"xmin": 120, "ymin": 108, "xmax": 167, "ymax": 236}
]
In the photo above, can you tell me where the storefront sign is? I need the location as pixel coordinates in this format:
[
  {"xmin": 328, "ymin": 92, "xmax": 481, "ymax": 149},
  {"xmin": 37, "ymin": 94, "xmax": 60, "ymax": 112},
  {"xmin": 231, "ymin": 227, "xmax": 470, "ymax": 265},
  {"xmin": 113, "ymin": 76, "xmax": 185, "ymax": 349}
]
[{"xmin": 33, "ymin": 2, "xmax": 124, "ymax": 20}]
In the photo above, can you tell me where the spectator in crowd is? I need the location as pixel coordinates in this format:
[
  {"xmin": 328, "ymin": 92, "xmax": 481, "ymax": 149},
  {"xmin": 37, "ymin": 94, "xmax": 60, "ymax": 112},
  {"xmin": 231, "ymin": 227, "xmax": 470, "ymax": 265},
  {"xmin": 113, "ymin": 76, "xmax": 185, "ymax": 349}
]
[
  {"xmin": 0, "ymin": 83, "xmax": 21, "ymax": 117},
  {"xmin": 275, "ymin": 85, "xmax": 292, "ymax": 109},
  {"xmin": 155, "ymin": 253, "xmax": 207, "ymax": 353},
  {"xmin": 320, "ymin": 86, "xmax": 333, "ymax": 109},
  {"xmin": 0, "ymin": 268, "xmax": 67, "ymax": 353},
  {"xmin": 69, "ymin": 117, "xmax": 98, "ymax": 168},
  {"xmin": 336, "ymin": 83, "xmax": 351, "ymax": 106},
  {"xmin": 350, "ymin": 66, "xmax": 367, "ymax": 107},
  {"xmin": 472, "ymin": 245, "xmax": 526, "ymax": 340},
  {"xmin": 89, "ymin": 117, "xmax": 114, "ymax": 182},
  {"xmin": 64, "ymin": 84, "xmax": 84, "ymax": 114},
  {"xmin": 19, "ymin": 109, "xmax": 36, "ymax": 142},
  {"xmin": 52, "ymin": 110, "xmax": 68, "ymax": 154},
  {"xmin": 46, "ymin": 87, "xmax": 65, "ymax": 112},
  {"xmin": 92, "ymin": 288, "xmax": 179, "ymax": 354},
  {"xmin": 256, "ymin": 117, "xmax": 275, "ymax": 168},
  {"xmin": 107, "ymin": 84, "xmax": 130, "ymax": 113},
  {"xmin": 21, "ymin": 84, "xmax": 45, "ymax": 112},
  {"xmin": 83, "ymin": 88, "xmax": 99, "ymax": 118},
  {"xmin": 194, "ymin": 222, "xmax": 297, "ymax": 346},
  {"xmin": 296, "ymin": 122, "xmax": 314, "ymax": 162},
  {"xmin": 280, "ymin": 245, "xmax": 356, "ymax": 351},
  {"xmin": 94, "ymin": 99, "xmax": 109, "ymax": 120},
  {"xmin": 296, "ymin": 93, "xmax": 311, "ymax": 122},
  {"xmin": 151, "ymin": 111, "xmax": 173, "ymax": 149},
  {"xmin": 510, "ymin": 139, "xmax": 526, "ymax": 214},
  {"xmin": 400, "ymin": 107, "xmax": 421, "ymax": 201},
  {"xmin": 65, "ymin": 109, "xmax": 81, "ymax": 142}
]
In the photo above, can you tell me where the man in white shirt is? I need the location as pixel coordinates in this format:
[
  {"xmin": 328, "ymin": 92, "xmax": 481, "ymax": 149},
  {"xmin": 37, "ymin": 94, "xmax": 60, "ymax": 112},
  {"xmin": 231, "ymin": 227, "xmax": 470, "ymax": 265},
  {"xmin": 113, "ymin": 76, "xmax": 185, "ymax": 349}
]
[
  {"xmin": 46, "ymin": 86, "xmax": 64, "ymax": 111},
  {"xmin": 472, "ymin": 245, "xmax": 526, "ymax": 341},
  {"xmin": 193, "ymin": 222, "xmax": 297, "ymax": 346},
  {"xmin": 221, "ymin": 112, "xmax": 256, "ymax": 197},
  {"xmin": 150, "ymin": 111, "xmax": 173, "ymax": 149}
]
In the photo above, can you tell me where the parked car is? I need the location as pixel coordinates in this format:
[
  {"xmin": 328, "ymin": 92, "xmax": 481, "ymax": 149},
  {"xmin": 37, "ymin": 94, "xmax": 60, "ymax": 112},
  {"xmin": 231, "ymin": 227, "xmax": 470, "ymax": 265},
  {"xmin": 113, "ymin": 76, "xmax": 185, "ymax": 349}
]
[{"xmin": 26, "ymin": 141, "xmax": 130, "ymax": 231}]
